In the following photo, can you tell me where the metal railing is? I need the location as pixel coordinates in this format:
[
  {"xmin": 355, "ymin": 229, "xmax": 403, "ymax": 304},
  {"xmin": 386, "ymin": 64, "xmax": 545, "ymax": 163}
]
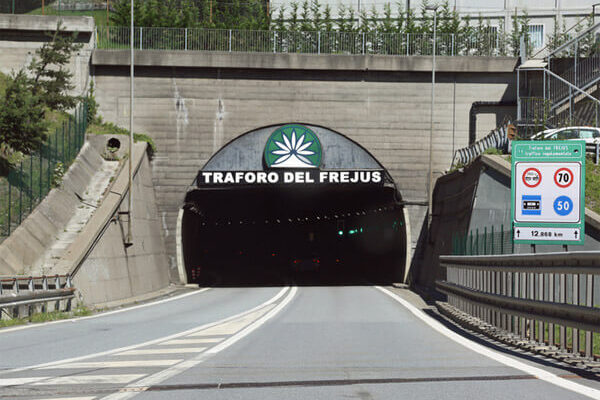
[
  {"xmin": 438, "ymin": 252, "xmax": 600, "ymax": 359},
  {"xmin": 452, "ymin": 225, "xmax": 514, "ymax": 256},
  {"xmin": 0, "ymin": 274, "xmax": 74, "ymax": 320},
  {"xmin": 587, "ymin": 142, "xmax": 600, "ymax": 164},
  {"xmin": 451, "ymin": 123, "xmax": 510, "ymax": 167},
  {"xmin": 96, "ymin": 26, "xmax": 504, "ymax": 56},
  {"xmin": 0, "ymin": 100, "xmax": 88, "ymax": 238}
]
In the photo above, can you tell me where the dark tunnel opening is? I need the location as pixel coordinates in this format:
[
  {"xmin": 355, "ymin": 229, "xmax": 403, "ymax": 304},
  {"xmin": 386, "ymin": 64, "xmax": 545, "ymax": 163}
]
[{"xmin": 182, "ymin": 183, "xmax": 406, "ymax": 286}]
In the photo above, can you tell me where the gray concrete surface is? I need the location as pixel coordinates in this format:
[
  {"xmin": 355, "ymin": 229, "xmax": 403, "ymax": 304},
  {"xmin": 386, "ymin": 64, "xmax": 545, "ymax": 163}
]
[
  {"xmin": 71, "ymin": 143, "xmax": 170, "ymax": 305},
  {"xmin": 93, "ymin": 53, "xmax": 517, "ymax": 278},
  {"xmin": 1, "ymin": 285, "xmax": 598, "ymax": 399},
  {"xmin": 93, "ymin": 50, "xmax": 518, "ymax": 73},
  {"xmin": 0, "ymin": 142, "xmax": 106, "ymax": 275}
]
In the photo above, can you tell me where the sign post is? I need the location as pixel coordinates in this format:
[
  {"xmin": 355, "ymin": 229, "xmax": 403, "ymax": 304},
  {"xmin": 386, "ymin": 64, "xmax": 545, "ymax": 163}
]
[{"xmin": 511, "ymin": 141, "xmax": 585, "ymax": 246}]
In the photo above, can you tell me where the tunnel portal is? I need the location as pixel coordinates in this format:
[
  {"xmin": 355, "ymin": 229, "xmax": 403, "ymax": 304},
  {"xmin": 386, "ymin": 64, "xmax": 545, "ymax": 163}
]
[{"xmin": 180, "ymin": 124, "xmax": 407, "ymax": 285}]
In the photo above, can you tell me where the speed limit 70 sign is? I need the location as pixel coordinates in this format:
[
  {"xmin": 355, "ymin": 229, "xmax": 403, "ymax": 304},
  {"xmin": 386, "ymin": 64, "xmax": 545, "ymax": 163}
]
[{"xmin": 511, "ymin": 141, "xmax": 585, "ymax": 245}]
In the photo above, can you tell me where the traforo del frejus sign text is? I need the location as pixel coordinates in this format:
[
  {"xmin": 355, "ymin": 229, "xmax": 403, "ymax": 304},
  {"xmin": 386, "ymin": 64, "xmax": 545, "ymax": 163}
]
[{"xmin": 198, "ymin": 170, "xmax": 384, "ymax": 185}]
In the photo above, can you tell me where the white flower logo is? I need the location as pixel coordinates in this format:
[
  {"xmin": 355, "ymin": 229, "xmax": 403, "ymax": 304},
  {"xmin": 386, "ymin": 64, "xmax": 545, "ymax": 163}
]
[{"xmin": 271, "ymin": 129, "xmax": 316, "ymax": 168}]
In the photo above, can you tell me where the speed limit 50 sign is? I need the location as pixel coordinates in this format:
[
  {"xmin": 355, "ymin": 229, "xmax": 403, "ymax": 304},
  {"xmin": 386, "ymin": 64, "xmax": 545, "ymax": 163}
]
[{"xmin": 511, "ymin": 141, "xmax": 585, "ymax": 245}]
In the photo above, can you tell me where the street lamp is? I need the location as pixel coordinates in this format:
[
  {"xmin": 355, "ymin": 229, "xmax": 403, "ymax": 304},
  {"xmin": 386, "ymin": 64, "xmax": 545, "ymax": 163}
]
[
  {"xmin": 426, "ymin": 4, "xmax": 438, "ymax": 227},
  {"xmin": 127, "ymin": 0, "xmax": 134, "ymax": 246}
]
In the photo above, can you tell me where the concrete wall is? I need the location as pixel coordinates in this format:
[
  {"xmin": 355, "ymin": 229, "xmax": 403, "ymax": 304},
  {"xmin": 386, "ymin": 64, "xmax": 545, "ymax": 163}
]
[
  {"xmin": 0, "ymin": 143, "xmax": 104, "ymax": 275},
  {"xmin": 0, "ymin": 14, "xmax": 94, "ymax": 96},
  {"xmin": 73, "ymin": 144, "xmax": 170, "ymax": 305},
  {"xmin": 92, "ymin": 50, "xmax": 517, "ymax": 280}
]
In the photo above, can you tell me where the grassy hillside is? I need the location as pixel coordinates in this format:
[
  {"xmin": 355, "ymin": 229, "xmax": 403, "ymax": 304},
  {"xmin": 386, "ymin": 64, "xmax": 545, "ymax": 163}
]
[{"xmin": 28, "ymin": 8, "xmax": 108, "ymax": 26}]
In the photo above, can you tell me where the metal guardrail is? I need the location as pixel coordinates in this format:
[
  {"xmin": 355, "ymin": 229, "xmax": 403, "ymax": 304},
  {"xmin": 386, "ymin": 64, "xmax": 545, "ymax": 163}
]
[
  {"xmin": 438, "ymin": 252, "xmax": 600, "ymax": 359},
  {"xmin": 0, "ymin": 275, "xmax": 74, "ymax": 320},
  {"xmin": 451, "ymin": 124, "xmax": 509, "ymax": 167},
  {"xmin": 96, "ymin": 26, "xmax": 503, "ymax": 57}
]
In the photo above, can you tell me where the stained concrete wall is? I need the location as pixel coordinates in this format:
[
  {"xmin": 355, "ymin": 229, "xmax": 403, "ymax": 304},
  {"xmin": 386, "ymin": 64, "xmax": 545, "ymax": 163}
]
[
  {"xmin": 92, "ymin": 51, "xmax": 517, "ymax": 280},
  {"xmin": 73, "ymin": 144, "xmax": 170, "ymax": 305},
  {"xmin": 0, "ymin": 14, "xmax": 94, "ymax": 96}
]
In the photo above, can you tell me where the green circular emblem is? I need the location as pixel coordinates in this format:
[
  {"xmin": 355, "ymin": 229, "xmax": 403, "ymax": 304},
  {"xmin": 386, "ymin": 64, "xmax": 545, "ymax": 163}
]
[{"xmin": 264, "ymin": 124, "xmax": 322, "ymax": 168}]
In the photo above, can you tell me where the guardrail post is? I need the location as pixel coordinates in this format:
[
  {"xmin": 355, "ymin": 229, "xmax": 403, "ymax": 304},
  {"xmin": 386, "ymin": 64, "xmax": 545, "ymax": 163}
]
[
  {"xmin": 66, "ymin": 275, "xmax": 73, "ymax": 288},
  {"xmin": 13, "ymin": 278, "xmax": 18, "ymax": 294},
  {"xmin": 42, "ymin": 276, "xmax": 48, "ymax": 291},
  {"xmin": 585, "ymin": 274, "xmax": 593, "ymax": 357},
  {"xmin": 54, "ymin": 275, "xmax": 60, "ymax": 290},
  {"xmin": 595, "ymin": 143, "xmax": 599, "ymax": 165},
  {"xmin": 28, "ymin": 277, "xmax": 33, "ymax": 292},
  {"xmin": 560, "ymin": 273, "xmax": 566, "ymax": 350},
  {"xmin": 184, "ymin": 28, "xmax": 188, "ymax": 51},
  {"xmin": 229, "ymin": 29, "xmax": 232, "ymax": 52},
  {"xmin": 573, "ymin": 275, "xmax": 580, "ymax": 354}
]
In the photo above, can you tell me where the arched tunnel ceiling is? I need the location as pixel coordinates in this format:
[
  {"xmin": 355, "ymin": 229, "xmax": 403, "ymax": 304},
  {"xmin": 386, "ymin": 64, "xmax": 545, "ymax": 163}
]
[{"xmin": 203, "ymin": 124, "xmax": 383, "ymax": 171}]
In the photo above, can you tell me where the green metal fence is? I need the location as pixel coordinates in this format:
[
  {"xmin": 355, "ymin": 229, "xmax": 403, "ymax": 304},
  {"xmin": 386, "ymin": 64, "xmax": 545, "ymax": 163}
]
[
  {"xmin": 452, "ymin": 225, "xmax": 515, "ymax": 256},
  {"xmin": 0, "ymin": 101, "xmax": 88, "ymax": 237}
]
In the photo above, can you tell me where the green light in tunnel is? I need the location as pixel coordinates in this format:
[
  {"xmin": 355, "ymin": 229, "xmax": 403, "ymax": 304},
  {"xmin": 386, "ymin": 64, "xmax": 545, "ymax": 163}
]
[{"xmin": 338, "ymin": 230, "xmax": 344, "ymax": 236}]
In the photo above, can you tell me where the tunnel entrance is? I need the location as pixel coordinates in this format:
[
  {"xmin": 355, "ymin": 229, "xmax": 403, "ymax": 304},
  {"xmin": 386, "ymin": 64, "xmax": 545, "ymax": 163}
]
[{"xmin": 180, "ymin": 124, "xmax": 407, "ymax": 286}]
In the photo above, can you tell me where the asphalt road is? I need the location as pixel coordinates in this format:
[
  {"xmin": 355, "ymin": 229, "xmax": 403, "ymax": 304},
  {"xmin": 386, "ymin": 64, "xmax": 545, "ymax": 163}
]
[{"xmin": 1, "ymin": 285, "xmax": 599, "ymax": 400}]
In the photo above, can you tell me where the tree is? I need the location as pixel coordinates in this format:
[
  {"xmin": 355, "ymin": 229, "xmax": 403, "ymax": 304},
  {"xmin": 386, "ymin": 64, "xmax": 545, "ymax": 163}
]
[
  {"xmin": 28, "ymin": 23, "xmax": 83, "ymax": 111},
  {"xmin": 0, "ymin": 71, "xmax": 48, "ymax": 156}
]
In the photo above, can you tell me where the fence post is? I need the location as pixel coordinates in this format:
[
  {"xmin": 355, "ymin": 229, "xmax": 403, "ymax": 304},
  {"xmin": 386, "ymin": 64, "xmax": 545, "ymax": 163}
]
[
  {"xmin": 483, "ymin": 227, "xmax": 487, "ymax": 255},
  {"xmin": 500, "ymin": 224, "xmax": 504, "ymax": 254},
  {"xmin": 318, "ymin": 31, "xmax": 321, "ymax": 54},
  {"xmin": 273, "ymin": 31, "xmax": 276, "ymax": 53},
  {"xmin": 18, "ymin": 161, "xmax": 23, "ymax": 224},
  {"xmin": 362, "ymin": 32, "xmax": 365, "ymax": 55},
  {"xmin": 491, "ymin": 226, "xmax": 494, "ymax": 255},
  {"xmin": 596, "ymin": 143, "xmax": 599, "ymax": 165},
  {"xmin": 185, "ymin": 28, "xmax": 188, "ymax": 51},
  {"xmin": 451, "ymin": 33, "xmax": 455, "ymax": 56},
  {"xmin": 140, "ymin": 27, "xmax": 143, "ymax": 50},
  {"xmin": 29, "ymin": 156, "xmax": 33, "ymax": 213},
  {"xmin": 406, "ymin": 33, "xmax": 409, "ymax": 55},
  {"xmin": 7, "ymin": 178, "xmax": 11, "ymax": 236},
  {"xmin": 229, "ymin": 29, "xmax": 232, "ymax": 52},
  {"xmin": 39, "ymin": 151, "xmax": 42, "ymax": 201}
]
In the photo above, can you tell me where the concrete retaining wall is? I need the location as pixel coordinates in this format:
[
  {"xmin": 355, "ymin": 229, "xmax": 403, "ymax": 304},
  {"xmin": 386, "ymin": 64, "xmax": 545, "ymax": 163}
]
[
  {"xmin": 0, "ymin": 142, "xmax": 104, "ymax": 275},
  {"xmin": 72, "ymin": 143, "xmax": 170, "ymax": 305},
  {"xmin": 92, "ymin": 51, "xmax": 517, "ymax": 280},
  {"xmin": 0, "ymin": 14, "xmax": 94, "ymax": 96}
]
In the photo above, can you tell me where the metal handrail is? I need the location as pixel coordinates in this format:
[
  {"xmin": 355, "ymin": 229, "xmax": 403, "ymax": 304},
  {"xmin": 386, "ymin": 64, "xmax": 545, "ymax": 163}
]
[
  {"xmin": 438, "ymin": 251, "xmax": 600, "ymax": 359},
  {"xmin": 544, "ymin": 20, "xmax": 600, "ymax": 59}
]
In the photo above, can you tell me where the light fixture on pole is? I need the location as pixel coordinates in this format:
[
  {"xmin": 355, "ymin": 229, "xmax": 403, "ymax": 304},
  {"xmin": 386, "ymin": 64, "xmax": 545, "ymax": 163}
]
[
  {"xmin": 426, "ymin": 4, "xmax": 438, "ymax": 227},
  {"xmin": 127, "ymin": 0, "xmax": 134, "ymax": 246}
]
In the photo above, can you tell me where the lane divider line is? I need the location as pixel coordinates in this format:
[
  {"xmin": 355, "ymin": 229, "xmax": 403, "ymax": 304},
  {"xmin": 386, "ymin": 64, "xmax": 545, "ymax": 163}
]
[
  {"xmin": 375, "ymin": 286, "xmax": 600, "ymax": 400},
  {"xmin": 0, "ymin": 286, "xmax": 290, "ymax": 376},
  {"xmin": 0, "ymin": 288, "xmax": 211, "ymax": 335},
  {"xmin": 100, "ymin": 286, "xmax": 299, "ymax": 400}
]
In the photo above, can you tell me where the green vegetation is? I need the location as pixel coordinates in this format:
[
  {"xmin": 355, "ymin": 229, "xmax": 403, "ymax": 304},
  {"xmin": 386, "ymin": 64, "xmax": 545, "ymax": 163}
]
[
  {"xmin": 0, "ymin": 305, "xmax": 92, "ymax": 329},
  {"xmin": 28, "ymin": 8, "xmax": 110, "ymax": 26},
  {"xmin": 585, "ymin": 156, "xmax": 600, "ymax": 214}
]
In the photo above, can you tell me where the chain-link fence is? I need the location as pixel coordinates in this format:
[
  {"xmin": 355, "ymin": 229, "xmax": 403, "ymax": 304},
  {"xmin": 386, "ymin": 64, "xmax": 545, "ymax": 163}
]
[
  {"xmin": 0, "ymin": 101, "xmax": 88, "ymax": 237},
  {"xmin": 96, "ymin": 26, "xmax": 504, "ymax": 56},
  {"xmin": 452, "ymin": 225, "xmax": 515, "ymax": 256}
]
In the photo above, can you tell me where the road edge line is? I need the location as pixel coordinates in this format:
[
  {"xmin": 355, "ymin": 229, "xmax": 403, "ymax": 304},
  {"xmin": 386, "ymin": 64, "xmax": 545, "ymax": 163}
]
[{"xmin": 375, "ymin": 286, "xmax": 600, "ymax": 400}]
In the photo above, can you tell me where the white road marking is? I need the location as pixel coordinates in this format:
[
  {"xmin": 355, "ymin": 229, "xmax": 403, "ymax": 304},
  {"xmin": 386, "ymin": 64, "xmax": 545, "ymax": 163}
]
[
  {"xmin": 0, "ymin": 286, "xmax": 290, "ymax": 376},
  {"xmin": 32, "ymin": 375, "xmax": 145, "ymax": 385},
  {"xmin": 160, "ymin": 338, "xmax": 222, "ymax": 345},
  {"xmin": 39, "ymin": 360, "xmax": 183, "ymax": 369},
  {"xmin": 99, "ymin": 286, "xmax": 298, "ymax": 400},
  {"xmin": 0, "ymin": 288, "xmax": 211, "ymax": 335},
  {"xmin": 0, "ymin": 377, "xmax": 50, "ymax": 386},
  {"xmin": 375, "ymin": 286, "xmax": 600, "ymax": 400},
  {"xmin": 36, "ymin": 397, "xmax": 96, "ymax": 400},
  {"xmin": 117, "ymin": 348, "xmax": 206, "ymax": 355}
]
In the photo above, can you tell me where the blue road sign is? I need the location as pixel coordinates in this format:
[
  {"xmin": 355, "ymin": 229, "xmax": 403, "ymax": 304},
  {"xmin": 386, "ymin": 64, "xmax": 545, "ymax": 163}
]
[
  {"xmin": 553, "ymin": 196, "xmax": 573, "ymax": 216},
  {"xmin": 522, "ymin": 195, "xmax": 542, "ymax": 215}
]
